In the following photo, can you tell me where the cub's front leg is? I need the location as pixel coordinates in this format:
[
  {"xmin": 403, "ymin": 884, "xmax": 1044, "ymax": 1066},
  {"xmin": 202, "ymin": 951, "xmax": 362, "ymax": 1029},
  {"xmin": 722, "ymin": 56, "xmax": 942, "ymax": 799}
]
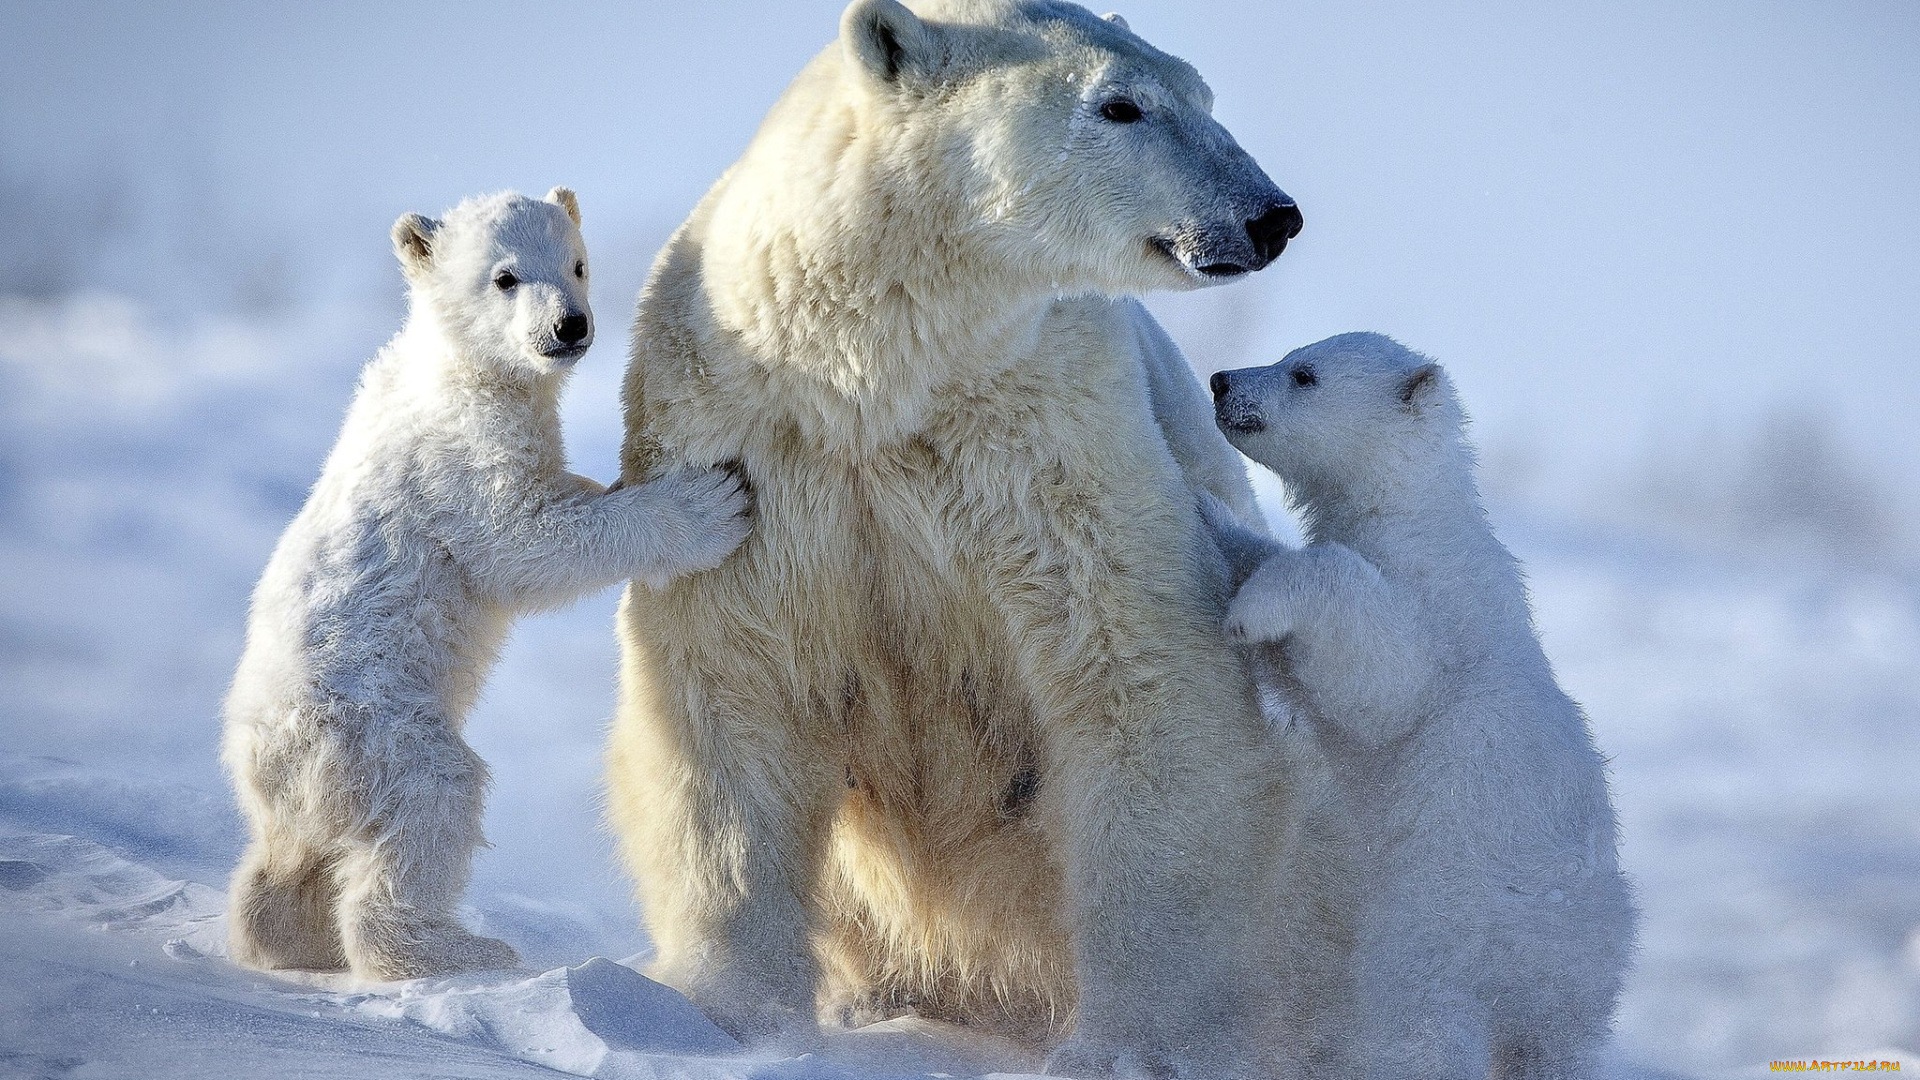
[
  {"xmin": 1197, "ymin": 490, "xmax": 1284, "ymax": 592},
  {"xmin": 1221, "ymin": 546, "xmax": 1316, "ymax": 647},
  {"xmin": 457, "ymin": 465, "xmax": 751, "ymax": 606},
  {"xmin": 1225, "ymin": 543, "xmax": 1433, "ymax": 743}
]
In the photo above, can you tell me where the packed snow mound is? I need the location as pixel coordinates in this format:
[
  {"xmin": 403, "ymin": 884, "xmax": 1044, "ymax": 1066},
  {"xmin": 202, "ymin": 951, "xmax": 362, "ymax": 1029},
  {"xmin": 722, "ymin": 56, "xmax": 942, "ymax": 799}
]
[
  {"xmin": 0, "ymin": 754, "xmax": 244, "ymax": 880},
  {"xmin": 0, "ymin": 832, "xmax": 226, "ymax": 954},
  {"xmin": 345, "ymin": 958, "xmax": 741, "ymax": 1076}
]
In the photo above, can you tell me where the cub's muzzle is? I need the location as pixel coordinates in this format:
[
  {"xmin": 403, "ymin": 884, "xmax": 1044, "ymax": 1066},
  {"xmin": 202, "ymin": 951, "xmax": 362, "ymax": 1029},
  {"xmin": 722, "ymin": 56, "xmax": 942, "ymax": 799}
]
[{"xmin": 1210, "ymin": 368, "xmax": 1267, "ymax": 433}]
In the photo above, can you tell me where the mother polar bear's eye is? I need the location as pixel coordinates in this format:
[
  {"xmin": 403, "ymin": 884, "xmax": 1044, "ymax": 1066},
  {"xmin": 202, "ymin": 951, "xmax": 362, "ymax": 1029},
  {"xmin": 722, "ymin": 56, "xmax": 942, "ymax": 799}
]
[{"xmin": 1099, "ymin": 98, "xmax": 1144, "ymax": 123}]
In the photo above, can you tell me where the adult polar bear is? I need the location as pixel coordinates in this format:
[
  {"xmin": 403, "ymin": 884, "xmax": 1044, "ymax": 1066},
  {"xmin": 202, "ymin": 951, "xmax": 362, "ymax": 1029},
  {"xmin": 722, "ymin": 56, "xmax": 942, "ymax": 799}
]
[{"xmin": 609, "ymin": 2, "xmax": 1303, "ymax": 1074}]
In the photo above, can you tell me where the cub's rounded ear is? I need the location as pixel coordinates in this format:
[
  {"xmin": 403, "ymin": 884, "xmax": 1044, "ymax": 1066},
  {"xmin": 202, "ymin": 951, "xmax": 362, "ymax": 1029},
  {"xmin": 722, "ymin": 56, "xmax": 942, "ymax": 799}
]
[
  {"xmin": 1101, "ymin": 11, "xmax": 1130, "ymax": 30},
  {"xmin": 546, "ymin": 186, "xmax": 581, "ymax": 227},
  {"xmin": 1399, "ymin": 363, "xmax": 1444, "ymax": 410},
  {"xmin": 841, "ymin": 0, "xmax": 938, "ymax": 86},
  {"xmin": 391, "ymin": 213, "xmax": 441, "ymax": 277}
]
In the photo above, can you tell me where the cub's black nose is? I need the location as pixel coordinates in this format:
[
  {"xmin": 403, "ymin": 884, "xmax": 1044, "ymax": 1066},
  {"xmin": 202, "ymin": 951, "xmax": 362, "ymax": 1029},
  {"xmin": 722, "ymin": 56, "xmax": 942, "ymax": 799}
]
[
  {"xmin": 556, "ymin": 313, "xmax": 590, "ymax": 345},
  {"xmin": 1209, "ymin": 370, "xmax": 1231, "ymax": 399},
  {"xmin": 1245, "ymin": 201, "xmax": 1304, "ymax": 266}
]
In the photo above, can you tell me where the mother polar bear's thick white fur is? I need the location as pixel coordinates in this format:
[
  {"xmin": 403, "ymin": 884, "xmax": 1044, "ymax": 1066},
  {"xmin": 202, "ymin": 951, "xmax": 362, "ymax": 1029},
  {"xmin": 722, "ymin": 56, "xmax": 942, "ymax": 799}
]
[
  {"xmin": 1206, "ymin": 333, "xmax": 1636, "ymax": 1080},
  {"xmin": 223, "ymin": 189, "xmax": 750, "ymax": 982},
  {"xmin": 604, "ymin": 2, "xmax": 1328, "ymax": 1077}
]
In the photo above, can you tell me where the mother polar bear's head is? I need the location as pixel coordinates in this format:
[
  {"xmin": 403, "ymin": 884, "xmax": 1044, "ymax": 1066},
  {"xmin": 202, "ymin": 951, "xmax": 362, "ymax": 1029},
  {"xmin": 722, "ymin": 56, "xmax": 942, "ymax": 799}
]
[{"xmin": 827, "ymin": 0, "xmax": 1300, "ymax": 296}]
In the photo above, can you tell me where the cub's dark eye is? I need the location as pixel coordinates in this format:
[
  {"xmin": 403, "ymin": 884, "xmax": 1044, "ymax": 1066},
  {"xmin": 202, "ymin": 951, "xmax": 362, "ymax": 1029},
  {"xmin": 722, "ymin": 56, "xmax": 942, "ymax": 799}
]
[
  {"xmin": 1291, "ymin": 365, "xmax": 1317, "ymax": 387},
  {"xmin": 1099, "ymin": 98, "xmax": 1143, "ymax": 123},
  {"xmin": 574, "ymin": 261, "xmax": 586, "ymax": 279},
  {"xmin": 493, "ymin": 271, "xmax": 519, "ymax": 291}
]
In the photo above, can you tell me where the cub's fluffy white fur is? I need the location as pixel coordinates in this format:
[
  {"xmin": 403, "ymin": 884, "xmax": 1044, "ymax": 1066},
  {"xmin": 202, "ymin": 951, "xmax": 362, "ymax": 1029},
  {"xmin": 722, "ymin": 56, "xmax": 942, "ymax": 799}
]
[
  {"xmin": 222, "ymin": 189, "xmax": 750, "ymax": 981},
  {"xmin": 1206, "ymin": 333, "xmax": 1636, "ymax": 1080}
]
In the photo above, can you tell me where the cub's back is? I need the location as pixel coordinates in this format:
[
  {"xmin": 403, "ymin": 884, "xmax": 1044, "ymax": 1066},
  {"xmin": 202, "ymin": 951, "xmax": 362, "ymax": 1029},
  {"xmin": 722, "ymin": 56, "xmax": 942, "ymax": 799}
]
[{"xmin": 230, "ymin": 356, "xmax": 507, "ymax": 720}]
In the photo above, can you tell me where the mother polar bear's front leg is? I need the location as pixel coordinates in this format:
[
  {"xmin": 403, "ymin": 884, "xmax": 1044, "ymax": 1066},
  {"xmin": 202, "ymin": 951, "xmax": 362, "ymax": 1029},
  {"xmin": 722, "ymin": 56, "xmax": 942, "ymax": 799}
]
[
  {"xmin": 607, "ymin": 2, "xmax": 1304, "ymax": 1076},
  {"xmin": 943, "ymin": 305, "xmax": 1290, "ymax": 1077}
]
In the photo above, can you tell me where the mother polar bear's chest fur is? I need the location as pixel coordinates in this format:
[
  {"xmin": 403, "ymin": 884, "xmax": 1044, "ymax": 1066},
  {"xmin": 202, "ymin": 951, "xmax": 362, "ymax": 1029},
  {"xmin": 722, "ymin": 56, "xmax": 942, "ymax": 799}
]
[{"xmin": 632, "ymin": 290, "xmax": 1203, "ymax": 846}]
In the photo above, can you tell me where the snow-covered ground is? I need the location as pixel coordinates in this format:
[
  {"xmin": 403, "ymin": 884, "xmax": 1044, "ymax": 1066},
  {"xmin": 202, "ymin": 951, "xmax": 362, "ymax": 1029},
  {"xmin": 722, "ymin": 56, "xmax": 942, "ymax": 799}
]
[
  {"xmin": 2, "ymin": 293, "xmax": 1915, "ymax": 1078},
  {"xmin": 4, "ymin": 0, "xmax": 1917, "ymax": 1073}
]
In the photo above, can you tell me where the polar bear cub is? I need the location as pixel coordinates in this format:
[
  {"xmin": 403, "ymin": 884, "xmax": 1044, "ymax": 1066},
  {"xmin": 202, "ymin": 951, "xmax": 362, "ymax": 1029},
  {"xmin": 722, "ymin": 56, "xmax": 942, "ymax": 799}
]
[
  {"xmin": 1204, "ymin": 333, "xmax": 1635, "ymax": 1080},
  {"xmin": 222, "ymin": 189, "xmax": 751, "ymax": 981}
]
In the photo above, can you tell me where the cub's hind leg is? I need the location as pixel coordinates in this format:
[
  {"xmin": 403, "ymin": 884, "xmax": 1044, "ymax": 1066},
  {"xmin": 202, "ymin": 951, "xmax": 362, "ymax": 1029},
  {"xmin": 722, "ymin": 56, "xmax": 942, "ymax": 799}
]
[
  {"xmin": 1354, "ymin": 914, "xmax": 1495, "ymax": 1080},
  {"xmin": 1493, "ymin": 1034, "xmax": 1601, "ymax": 1080},
  {"xmin": 228, "ymin": 828, "xmax": 346, "ymax": 971},
  {"xmin": 1488, "ymin": 929, "xmax": 1627, "ymax": 1080},
  {"xmin": 332, "ymin": 713, "xmax": 516, "ymax": 981}
]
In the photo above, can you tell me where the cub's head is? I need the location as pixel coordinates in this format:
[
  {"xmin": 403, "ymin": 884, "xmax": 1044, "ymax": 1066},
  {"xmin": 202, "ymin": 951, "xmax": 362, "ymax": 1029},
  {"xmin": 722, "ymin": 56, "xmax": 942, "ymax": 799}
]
[
  {"xmin": 1210, "ymin": 333, "xmax": 1462, "ymax": 494},
  {"xmin": 391, "ymin": 187, "xmax": 592, "ymax": 376},
  {"xmin": 836, "ymin": 0, "xmax": 1299, "ymax": 293}
]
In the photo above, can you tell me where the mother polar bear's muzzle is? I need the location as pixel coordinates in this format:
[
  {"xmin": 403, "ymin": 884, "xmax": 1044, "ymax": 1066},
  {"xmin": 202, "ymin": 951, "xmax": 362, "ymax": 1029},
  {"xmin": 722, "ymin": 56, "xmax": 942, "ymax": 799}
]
[{"xmin": 1153, "ymin": 196, "xmax": 1303, "ymax": 279}]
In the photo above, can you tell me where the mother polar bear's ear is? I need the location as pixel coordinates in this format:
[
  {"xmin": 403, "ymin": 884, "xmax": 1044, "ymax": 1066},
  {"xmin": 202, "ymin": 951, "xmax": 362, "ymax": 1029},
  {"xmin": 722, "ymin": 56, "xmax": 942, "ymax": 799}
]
[{"xmin": 841, "ymin": 0, "xmax": 946, "ymax": 86}]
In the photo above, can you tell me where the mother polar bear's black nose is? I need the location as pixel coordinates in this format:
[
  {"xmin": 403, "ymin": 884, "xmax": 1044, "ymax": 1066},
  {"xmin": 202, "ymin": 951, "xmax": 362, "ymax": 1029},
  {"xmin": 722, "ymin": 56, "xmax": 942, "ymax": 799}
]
[
  {"xmin": 1209, "ymin": 370, "xmax": 1232, "ymax": 399},
  {"xmin": 1245, "ymin": 201, "xmax": 1304, "ymax": 267}
]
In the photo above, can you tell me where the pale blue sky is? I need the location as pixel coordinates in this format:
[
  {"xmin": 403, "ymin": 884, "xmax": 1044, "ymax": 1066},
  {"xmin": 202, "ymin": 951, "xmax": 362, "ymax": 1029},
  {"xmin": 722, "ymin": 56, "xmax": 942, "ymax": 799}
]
[{"xmin": 5, "ymin": 0, "xmax": 1917, "ymax": 502}]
